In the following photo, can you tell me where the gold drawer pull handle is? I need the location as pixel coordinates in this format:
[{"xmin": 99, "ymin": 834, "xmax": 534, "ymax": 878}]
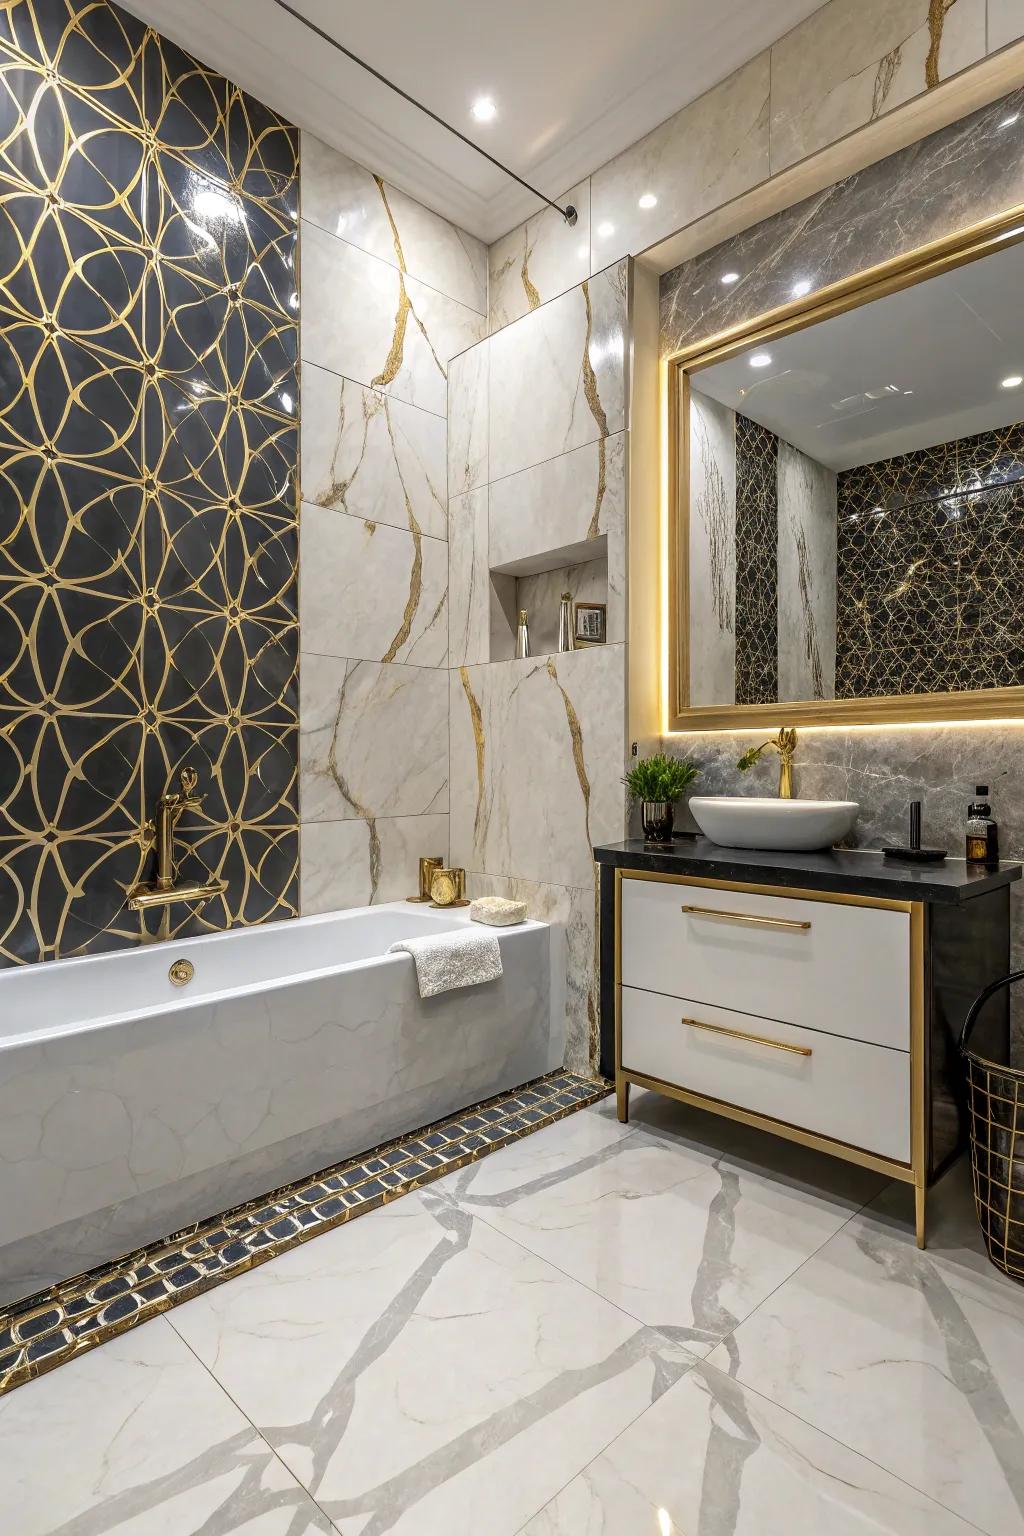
[
  {"xmin": 683, "ymin": 1016, "xmax": 813, "ymax": 1057},
  {"xmin": 681, "ymin": 903, "xmax": 811, "ymax": 932}
]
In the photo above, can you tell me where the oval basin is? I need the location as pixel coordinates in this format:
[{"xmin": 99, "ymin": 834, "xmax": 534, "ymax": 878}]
[{"xmin": 689, "ymin": 796, "xmax": 859, "ymax": 852}]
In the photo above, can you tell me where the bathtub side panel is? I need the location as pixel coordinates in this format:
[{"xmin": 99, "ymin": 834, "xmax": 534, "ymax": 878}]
[{"xmin": 0, "ymin": 928, "xmax": 552, "ymax": 1304}]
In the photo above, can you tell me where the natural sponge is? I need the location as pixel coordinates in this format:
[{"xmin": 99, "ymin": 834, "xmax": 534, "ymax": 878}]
[{"xmin": 469, "ymin": 896, "xmax": 527, "ymax": 927}]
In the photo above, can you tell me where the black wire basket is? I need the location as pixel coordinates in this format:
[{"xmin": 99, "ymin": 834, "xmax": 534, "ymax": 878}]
[{"xmin": 959, "ymin": 970, "xmax": 1024, "ymax": 1283}]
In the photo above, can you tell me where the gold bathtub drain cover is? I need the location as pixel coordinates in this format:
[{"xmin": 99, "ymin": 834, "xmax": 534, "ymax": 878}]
[{"xmin": 168, "ymin": 958, "xmax": 194, "ymax": 987}]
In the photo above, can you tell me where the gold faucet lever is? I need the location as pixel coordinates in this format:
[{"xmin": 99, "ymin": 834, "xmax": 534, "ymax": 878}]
[{"xmin": 737, "ymin": 726, "xmax": 797, "ymax": 799}]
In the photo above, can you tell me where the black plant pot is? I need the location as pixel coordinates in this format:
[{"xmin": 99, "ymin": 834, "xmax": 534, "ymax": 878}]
[{"xmin": 641, "ymin": 800, "xmax": 674, "ymax": 841}]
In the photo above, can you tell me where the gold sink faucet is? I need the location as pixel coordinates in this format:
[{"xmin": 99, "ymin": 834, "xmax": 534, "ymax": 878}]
[
  {"xmin": 128, "ymin": 768, "xmax": 227, "ymax": 911},
  {"xmin": 737, "ymin": 727, "xmax": 797, "ymax": 799}
]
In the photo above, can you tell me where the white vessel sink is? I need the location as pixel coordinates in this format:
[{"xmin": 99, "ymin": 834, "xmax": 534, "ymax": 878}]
[{"xmin": 689, "ymin": 796, "xmax": 859, "ymax": 852}]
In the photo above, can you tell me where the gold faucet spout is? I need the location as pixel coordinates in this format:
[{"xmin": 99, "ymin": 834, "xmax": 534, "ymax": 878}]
[
  {"xmin": 128, "ymin": 768, "xmax": 223, "ymax": 911},
  {"xmin": 737, "ymin": 727, "xmax": 797, "ymax": 799}
]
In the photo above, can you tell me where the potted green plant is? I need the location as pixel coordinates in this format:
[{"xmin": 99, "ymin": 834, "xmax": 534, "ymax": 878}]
[{"xmin": 622, "ymin": 753, "xmax": 699, "ymax": 842}]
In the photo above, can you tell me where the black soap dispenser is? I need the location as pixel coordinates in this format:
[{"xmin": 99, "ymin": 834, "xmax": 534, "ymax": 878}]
[
  {"xmin": 966, "ymin": 786, "xmax": 999, "ymax": 866},
  {"xmin": 884, "ymin": 799, "xmax": 946, "ymax": 862}
]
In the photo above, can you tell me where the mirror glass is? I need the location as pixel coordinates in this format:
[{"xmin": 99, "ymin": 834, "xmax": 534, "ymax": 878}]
[{"xmin": 681, "ymin": 237, "xmax": 1024, "ymax": 712}]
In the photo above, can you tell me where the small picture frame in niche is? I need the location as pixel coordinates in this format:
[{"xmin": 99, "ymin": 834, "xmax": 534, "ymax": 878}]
[{"xmin": 574, "ymin": 601, "xmax": 606, "ymax": 647}]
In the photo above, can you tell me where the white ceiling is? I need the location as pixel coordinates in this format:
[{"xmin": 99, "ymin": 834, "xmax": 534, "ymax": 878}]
[
  {"xmin": 694, "ymin": 237, "xmax": 1024, "ymax": 472},
  {"xmin": 120, "ymin": 0, "xmax": 827, "ymax": 243}
]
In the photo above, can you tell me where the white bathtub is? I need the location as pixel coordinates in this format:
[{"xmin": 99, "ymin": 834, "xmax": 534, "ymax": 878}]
[{"xmin": 0, "ymin": 903, "xmax": 556, "ymax": 1305}]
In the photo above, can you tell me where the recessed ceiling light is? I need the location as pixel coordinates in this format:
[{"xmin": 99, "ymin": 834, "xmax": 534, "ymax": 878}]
[
  {"xmin": 791, "ymin": 279, "xmax": 812, "ymax": 298},
  {"xmin": 720, "ymin": 271, "xmax": 740, "ymax": 285},
  {"xmin": 596, "ymin": 220, "xmax": 615, "ymax": 239},
  {"xmin": 638, "ymin": 192, "xmax": 658, "ymax": 210},
  {"xmin": 749, "ymin": 352, "xmax": 772, "ymax": 369},
  {"xmin": 471, "ymin": 96, "xmax": 497, "ymax": 122},
  {"xmin": 1002, "ymin": 374, "xmax": 1023, "ymax": 389}
]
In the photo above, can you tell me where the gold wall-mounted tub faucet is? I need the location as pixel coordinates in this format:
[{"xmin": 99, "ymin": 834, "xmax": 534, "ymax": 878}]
[{"xmin": 128, "ymin": 768, "xmax": 227, "ymax": 911}]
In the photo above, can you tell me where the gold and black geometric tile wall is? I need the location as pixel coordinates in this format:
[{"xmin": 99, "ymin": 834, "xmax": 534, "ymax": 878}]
[
  {"xmin": 734, "ymin": 413, "xmax": 779, "ymax": 704},
  {"xmin": 836, "ymin": 424, "xmax": 1024, "ymax": 698},
  {"xmin": 0, "ymin": 0, "xmax": 299, "ymax": 965}
]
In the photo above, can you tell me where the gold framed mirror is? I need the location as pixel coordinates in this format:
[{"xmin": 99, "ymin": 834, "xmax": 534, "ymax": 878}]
[{"xmin": 667, "ymin": 206, "xmax": 1024, "ymax": 732}]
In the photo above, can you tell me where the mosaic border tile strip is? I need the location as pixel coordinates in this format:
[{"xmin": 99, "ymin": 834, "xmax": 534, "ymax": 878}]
[{"xmin": 0, "ymin": 1071, "xmax": 611, "ymax": 1397}]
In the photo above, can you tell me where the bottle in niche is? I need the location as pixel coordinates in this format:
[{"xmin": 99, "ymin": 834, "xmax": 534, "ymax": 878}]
[
  {"xmin": 966, "ymin": 785, "xmax": 999, "ymax": 866},
  {"xmin": 557, "ymin": 592, "xmax": 575, "ymax": 653},
  {"xmin": 515, "ymin": 609, "xmax": 530, "ymax": 660}
]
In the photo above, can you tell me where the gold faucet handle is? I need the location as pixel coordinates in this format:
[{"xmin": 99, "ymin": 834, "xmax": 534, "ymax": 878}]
[{"xmin": 178, "ymin": 767, "xmax": 204, "ymax": 809}]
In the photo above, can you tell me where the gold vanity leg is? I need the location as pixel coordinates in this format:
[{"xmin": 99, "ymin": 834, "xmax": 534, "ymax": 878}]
[
  {"xmin": 915, "ymin": 1181, "xmax": 926, "ymax": 1249},
  {"xmin": 616, "ymin": 1075, "xmax": 630, "ymax": 1123}
]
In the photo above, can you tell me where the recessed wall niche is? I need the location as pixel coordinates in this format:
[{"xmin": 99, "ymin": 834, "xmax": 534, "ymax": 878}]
[{"xmin": 0, "ymin": 0, "xmax": 300, "ymax": 965}]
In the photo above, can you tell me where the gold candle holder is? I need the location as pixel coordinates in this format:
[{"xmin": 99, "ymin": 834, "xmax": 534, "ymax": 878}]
[
  {"xmin": 408, "ymin": 855, "xmax": 443, "ymax": 903},
  {"xmin": 429, "ymin": 867, "xmax": 457, "ymax": 907},
  {"xmin": 450, "ymin": 867, "xmax": 469, "ymax": 907}
]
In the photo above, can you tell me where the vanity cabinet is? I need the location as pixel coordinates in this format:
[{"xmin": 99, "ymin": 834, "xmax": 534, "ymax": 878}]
[{"xmin": 595, "ymin": 840, "xmax": 1021, "ymax": 1246}]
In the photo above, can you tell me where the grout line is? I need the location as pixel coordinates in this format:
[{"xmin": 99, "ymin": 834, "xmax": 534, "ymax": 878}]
[
  {"xmin": 298, "ymin": 646, "xmax": 450, "ymax": 674},
  {"xmin": 300, "ymin": 498, "xmax": 449, "ymax": 549},
  {"xmin": 298, "ymin": 351, "xmax": 448, "ymax": 422},
  {"xmin": 166, "ymin": 1316, "xmax": 346, "ymax": 1534},
  {"xmin": 300, "ymin": 209, "xmax": 487, "ymax": 319}
]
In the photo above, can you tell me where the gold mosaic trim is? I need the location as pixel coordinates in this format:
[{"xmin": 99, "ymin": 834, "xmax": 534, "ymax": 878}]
[{"xmin": 0, "ymin": 1072, "xmax": 611, "ymax": 1398}]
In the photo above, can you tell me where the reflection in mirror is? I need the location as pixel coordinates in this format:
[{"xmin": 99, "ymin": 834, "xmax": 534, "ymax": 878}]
[{"xmin": 683, "ymin": 237, "xmax": 1024, "ymax": 712}]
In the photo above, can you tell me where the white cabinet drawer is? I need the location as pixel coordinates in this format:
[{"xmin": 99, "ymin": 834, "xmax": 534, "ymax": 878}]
[
  {"xmin": 621, "ymin": 986, "xmax": 910, "ymax": 1162},
  {"xmin": 620, "ymin": 877, "xmax": 910, "ymax": 1051}
]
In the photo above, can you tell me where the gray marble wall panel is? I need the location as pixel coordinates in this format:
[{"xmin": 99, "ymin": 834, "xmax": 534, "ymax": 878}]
[
  {"xmin": 777, "ymin": 441, "xmax": 837, "ymax": 703},
  {"xmin": 688, "ymin": 392, "xmax": 737, "ymax": 706}
]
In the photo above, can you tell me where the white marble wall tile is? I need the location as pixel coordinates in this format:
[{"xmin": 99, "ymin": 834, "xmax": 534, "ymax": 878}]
[
  {"xmin": 301, "ymin": 132, "xmax": 487, "ymax": 314},
  {"xmin": 448, "ymin": 488, "xmax": 490, "ymax": 667},
  {"xmin": 301, "ymin": 363, "xmax": 447, "ymax": 542},
  {"xmin": 590, "ymin": 53, "xmax": 770, "ymax": 271},
  {"xmin": 449, "ymin": 644, "xmax": 625, "ymax": 889},
  {"xmin": 301, "ymin": 221, "xmax": 486, "ymax": 419},
  {"xmin": 989, "ymin": 0, "xmax": 1024, "ymax": 50},
  {"xmin": 777, "ymin": 441, "xmax": 837, "ymax": 702},
  {"xmin": 300, "ymin": 653, "xmax": 448, "ymax": 822},
  {"xmin": 522, "ymin": 1360, "xmax": 979, "ymax": 1535},
  {"xmin": 467, "ymin": 873, "xmax": 593, "ymax": 1077},
  {"xmin": 488, "ymin": 263, "xmax": 627, "ymax": 483},
  {"xmin": 300, "ymin": 813, "xmax": 449, "ymax": 913},
  {"xmin": 489, "ymin": 432, "xmax": 625, "ymax": 570},
  {"xmin": 488, "ymin": 181, "xmax": 592, "ymax": 334},
  {"xmin": 300, "ymin": 503, "xmax": 448, "ymax": 668},
  {"xmin": 0, "ymin": 1322, "xmax": 334, "ymax": 1535},
  {"xmin": 447, "ymin": 342, "xmax": 489, "ymax": 498},
  {"xmin": 171, "ymin": 1192, "xmax": 692, "ymax": 1536},
  {"xmin": 770, "ymin": 0, "xmax": 986, "ymax": 175},
  {"xmin": 688, "ymin": 391, "xmax": 736, "ymax": 706}
]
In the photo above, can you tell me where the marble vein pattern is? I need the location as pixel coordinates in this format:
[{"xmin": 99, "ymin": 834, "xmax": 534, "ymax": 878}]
[
  {"xmin": 301, "ymin": 220, "xmax": 486, "ymax": 419},
  {"xmin": 447, "ymin": 487, "xmax": 490, "ymax": 667},
  {"xmin": 300, "ymin": 132, "xmax": 487, "ymax": 314},
  {"xmin": 446, "ymin": 341, "xmax": 489, "ymax": 498},
  {"xmin": 170, "ymin": 1189, "xmax": 694, "ymax": 1536},
  {"xmin": 660, "ymin": 84, "xmax": 1024, "ymax": 359},
  {"xmin": 300, "ymin": 814, "xmax": 449, "ymax": 913},
  {"xmin": 490, "ymin": 434, "xmax": 625, "ymax": 575},
  {"xmin": 299, "ymin": 653, "xmax": 448, "ymax": 824},
  {"xmin": 707, "ymin": 1170, "xmax": 1024, "ymax": 1533},
  {"xmin": 769, "ymin": 0, "xmax": 986, "ymax": 174},
  {"xmin": 488, "ymin": 180, "xmax": 592, "ymax": 333},
  {"xmin": 0, "ymin": 1321, "xmax": 336, "ymax": 1536},
  {"xmin": 521, "ymin": 1357, "xmax": 981, "ymax": 1535},
  {"xmin": 300, "ymin": 503, "xmax": 448, "ymax": 668},
  {"xmin": 440, "ymin": 1103, "xmax": 885, "ymax": 1354},
  {"xmin": 301, "ymin": 363, "xmax": 448, "ymax": 542},
  {"xmin": 591, "ymin": 52, "xmax": 770, "ymax": 271},
  {"xmin": 777, "ymin": 439, "xmax": 837, "ymax": 702},
  {"xmin": 688, "ymin": 392, "xmax": 737, "ymax": 706},
  {"xmin": 488, "ymin": 263, "xmax": 626, "ymax": 483},
  {"xmin": 449, "ymin": 645, "xmax": 625, "ymax": 889}
]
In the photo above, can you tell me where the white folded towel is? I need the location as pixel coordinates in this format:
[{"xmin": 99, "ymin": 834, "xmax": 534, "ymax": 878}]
[{"xmin": 387, "ymin": 928, "xmax": 503, "ymax": 998}]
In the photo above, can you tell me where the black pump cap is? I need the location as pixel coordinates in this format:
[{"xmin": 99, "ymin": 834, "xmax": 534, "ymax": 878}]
[{"xmin": 976, "ymin": 785, "xmax": 989, "ymax": 796}]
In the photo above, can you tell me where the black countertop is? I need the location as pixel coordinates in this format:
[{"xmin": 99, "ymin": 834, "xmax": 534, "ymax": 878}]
[{"xmin": 594, "ymin": 837, "xmax": 1022, "ymax": 905}]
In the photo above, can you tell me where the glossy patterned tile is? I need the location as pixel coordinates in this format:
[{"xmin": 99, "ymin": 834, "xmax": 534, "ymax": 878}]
[
  {"xmin": 0, "ymin": 1073, "xmax": 610, "ymax": 1397},
  {"xmin": 708, "ymin": 1165, "xmax": 1024, "ymax": 1533},
  {"xmin": 172, "ymin": 1189, "xmax": 692, "ymax": 1536},
  {"xmin": 521, "ymin": 1359, "xmax": 980, "ymax": 1535},
  {"xmin": 0, "ymin": 1320, "xmax": 336, "ymax": 1535},
  {"xmin": 440, "ymin": 1105, "xmax": 886, "ymax": 1352}
]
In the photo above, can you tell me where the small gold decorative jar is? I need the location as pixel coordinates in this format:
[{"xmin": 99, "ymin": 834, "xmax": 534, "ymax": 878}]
[{"xmin": 430, "ymin": 867, "xmax": 458, "ymax": 907}]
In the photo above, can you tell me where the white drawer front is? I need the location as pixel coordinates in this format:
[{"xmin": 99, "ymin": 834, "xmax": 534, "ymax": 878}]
[
  {"xmin": 621, "ymin": 986, "xmax": 910, "ymax": 1163},
  {"xmin": 620, "ymin": 877, "xmax": 910, "ymax": 1051}
]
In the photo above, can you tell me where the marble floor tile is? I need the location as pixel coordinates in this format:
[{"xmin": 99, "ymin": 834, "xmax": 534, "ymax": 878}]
[
  {"xmin": 519, "ymin": 1359, "xmax": 980, "ymax": 1535},
  {"xmin": 439, "ymin": 1104, "xmax": 885, "ymax": 1353},
  {"xmin": 0, "ymin": 1319, "xmax": 336, "ymax": 1535},
  {"xmin": 170, "ymin": 1189, "xmax": 695, "ymax": 1536},
  {"xmin": 708, "ymin": 1163, "xmax": 1024, "ymax": 1534}
]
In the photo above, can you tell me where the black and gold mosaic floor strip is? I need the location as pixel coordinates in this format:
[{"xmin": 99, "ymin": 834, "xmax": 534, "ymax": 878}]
[{"xmin": 0, "ymin": 1071, "xmax": 611, "ymax": 1398}]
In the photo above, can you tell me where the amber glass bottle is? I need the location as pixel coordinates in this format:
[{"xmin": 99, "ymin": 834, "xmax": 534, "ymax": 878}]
[{"xmin": 966, "ymin": 786, "xmax": 999, "ymax": 866}]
